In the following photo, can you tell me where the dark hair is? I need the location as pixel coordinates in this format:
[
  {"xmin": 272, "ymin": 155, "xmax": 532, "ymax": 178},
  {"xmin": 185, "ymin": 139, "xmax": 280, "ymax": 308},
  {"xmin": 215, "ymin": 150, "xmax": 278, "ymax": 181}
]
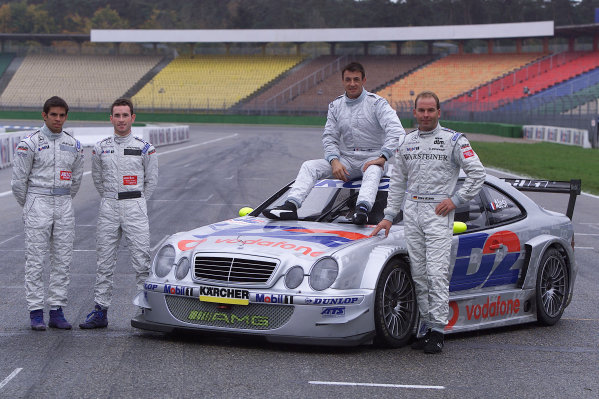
[
  {"xmin": 342, "ymin": 62, "xmax": 365, "ymax": 79},
  {"xmin": 43, "ymin": 96, "xmax": 69, "ymax": 114},
  {"xmin": 111, "ymin": 98, "xmax": 134, "ymax": 115},
  {"xmin": 414, "ymin": 91, "xmax": 440, "ymax": 110}
]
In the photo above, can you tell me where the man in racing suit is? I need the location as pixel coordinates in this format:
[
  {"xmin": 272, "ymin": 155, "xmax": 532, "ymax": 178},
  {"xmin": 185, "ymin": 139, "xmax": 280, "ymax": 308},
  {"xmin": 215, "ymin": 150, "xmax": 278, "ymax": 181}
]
[
  {"xmin": 79, "ymin": 98, "xmax": 158, "ymax": 329},
  {"xmin": 371, "ymin": 91, "xmax": 485, "ymax": 353},
  {"xmin": 11, "ymin": 96, "xmax": 84, "ymax": 330},
  {"xmin": 263, "ymin": 62, "xmax": 405, "ymax": 224}
]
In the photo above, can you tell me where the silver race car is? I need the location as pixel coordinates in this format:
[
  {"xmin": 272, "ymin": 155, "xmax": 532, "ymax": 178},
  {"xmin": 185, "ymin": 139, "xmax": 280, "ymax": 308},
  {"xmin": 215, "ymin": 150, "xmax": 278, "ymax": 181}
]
[{"xmin": 132, "ymin": 174, "xmax": 580, "ymax": 347}]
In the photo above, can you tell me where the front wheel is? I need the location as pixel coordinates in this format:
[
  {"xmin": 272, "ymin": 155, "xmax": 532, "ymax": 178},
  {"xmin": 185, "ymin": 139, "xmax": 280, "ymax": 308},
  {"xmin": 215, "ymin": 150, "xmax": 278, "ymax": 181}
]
[
  {"xmin": 536, "ymin": 247, "xmax": 569, "ymax": 326},
  {"xmin": 373, "ymin": 259, "xmax": 417, "ymax": 348}
]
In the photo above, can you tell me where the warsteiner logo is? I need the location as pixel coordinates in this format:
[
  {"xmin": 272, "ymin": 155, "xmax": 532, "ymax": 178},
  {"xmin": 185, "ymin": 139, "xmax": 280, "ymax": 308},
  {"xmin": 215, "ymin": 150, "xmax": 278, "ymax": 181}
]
[{"xmin": 187, "ymin": 310, "xmax": 268, "ymax": 327}]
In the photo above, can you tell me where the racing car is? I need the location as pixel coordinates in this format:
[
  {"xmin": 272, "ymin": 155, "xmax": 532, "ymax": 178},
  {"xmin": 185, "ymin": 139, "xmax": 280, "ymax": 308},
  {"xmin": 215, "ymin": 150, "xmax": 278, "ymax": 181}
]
[{"xmin": 132, "ymin": 173, "xmax": 580, "ymax": 347}]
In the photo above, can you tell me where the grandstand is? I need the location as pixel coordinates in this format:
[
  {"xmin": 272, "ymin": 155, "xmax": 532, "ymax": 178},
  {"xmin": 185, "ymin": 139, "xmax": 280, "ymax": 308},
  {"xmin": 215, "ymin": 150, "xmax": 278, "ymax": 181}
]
[
  {"xmin": 132, "ymin": 55, "xmax": 304, "ymax": 110},
  {"xmin": 0, "ymin": 54, "xmax": 163, "ymax": 109},
  {"xmin": 376, "ymin": 53, "xmax": 547, "ymax": 108}
]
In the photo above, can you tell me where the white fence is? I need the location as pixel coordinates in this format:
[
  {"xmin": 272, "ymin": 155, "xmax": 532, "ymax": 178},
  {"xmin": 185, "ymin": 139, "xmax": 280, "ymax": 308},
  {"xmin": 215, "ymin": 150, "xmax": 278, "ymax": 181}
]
[{"xmin": 0, "ymin": 124, "xmax": 189, "ymax": 169}]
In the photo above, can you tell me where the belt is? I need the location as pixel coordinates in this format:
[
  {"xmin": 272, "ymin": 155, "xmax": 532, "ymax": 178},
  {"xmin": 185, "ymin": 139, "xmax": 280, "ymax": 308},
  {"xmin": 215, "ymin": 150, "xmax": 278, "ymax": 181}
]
[
  {"xmin": 103, "ymin": 191, "xmax": 142, "ymax": 200},
  {"xmin": 351, "ymin": 148, "xmax": 378, "ymax": 152},
  {"xmin": 407, "ymin": 193, "xmax": 447, "ymax": 203},
  {"xmin": 28, "ymin": 187, "xmax": 70, "ymax": 196}
]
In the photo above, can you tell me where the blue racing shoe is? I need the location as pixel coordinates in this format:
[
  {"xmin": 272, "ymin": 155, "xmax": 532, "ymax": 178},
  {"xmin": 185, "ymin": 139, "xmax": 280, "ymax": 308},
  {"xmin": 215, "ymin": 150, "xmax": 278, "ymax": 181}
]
[
  {"xmin": 49, "ymin": 307, "xmax": 72, "ymax": 330},
  {"xmin": 79, "ymin": 305, "xmax": 108, "ymax": 329},
  {"xmin": 30, "ymin": 309, "xmax": 46, "ymax": 331}
]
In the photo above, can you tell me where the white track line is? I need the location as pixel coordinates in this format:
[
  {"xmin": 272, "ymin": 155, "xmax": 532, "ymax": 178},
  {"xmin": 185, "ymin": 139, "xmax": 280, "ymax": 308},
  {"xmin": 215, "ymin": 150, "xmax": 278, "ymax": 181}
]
[
  {"xmin": 309, "ymin": 380, "xmax": 445, "ymax": 390},
  {"xmin": 0, "ymin": 368, "xmax": 22, "ymax": 390}
]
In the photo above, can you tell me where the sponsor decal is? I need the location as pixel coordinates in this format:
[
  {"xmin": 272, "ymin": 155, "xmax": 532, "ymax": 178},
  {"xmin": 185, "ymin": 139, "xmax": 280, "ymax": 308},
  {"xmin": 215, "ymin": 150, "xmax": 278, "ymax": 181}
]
[
  {"xmin": 164, "ymin": 284, "xmax": 194, "ymax": 297},
  {"xmin": 445, "ymin": 296, "xmax": 521, "ymax": 329},
  {"xmin": 450, "ymin": 230, "xmax": 521, "ymax": 292},
  {"xmin": 38, "ymin": 144, "xmax": 50, "ymax": 151},
  {"xmin": 403, "ymin": 153, "xmax": 448, "ymax": 161},
  {"xmin": 433, "ymin": 137, "xmax": 445, "ymax": 146},
  {"xmin": 100, "ymin": 149, "xmax": 114, "ymax": 154},
  {"xmin": 462, "ymin": 149, "xmax": 475, "ymax": 159},
  {"xmin": 305, "ymin": 297, "xmax": 360, "ymax": 305},
  {"xmin": 314, "ymin": 178, "xmax": 390, "ymax": 191},
  {"xmin": 60, "ymin": 170, "xmax": 72, "ymax": 180},
  {"xmin": 17, "ymin": 145, "xmax": 28, "ymax": 152},
  {"xmin": 148, "ymin": 149, "xmax": 156, "ymax": 155},
  {"xmin": 144, "ymin": 283, "xmax": 158, "ymax": 291},
  {"xmin": 255, "ymin": 293, "xmax": 293, "ymax": 304},
  {"xmin": 123, "ymin": 175, "xmax": 138, "ymax": 185},
  {"xmin": 488, "ymin": 198, "xmax": 508, "ymax": 211},
  {"xmin": 124, "ymin": 148, "xmax": 142, "ymax": 156},
  {"xmin": 406, "ymin": 146, "xmax": 419, "ymax": 152},
  {"xmin": 460, "ymin": 143, "xmax": 471, "ymax": 149},
  {"xmin": 321, "ymin": 307, "xmax": 345, "ymax": 317},
  {"xmin": 199, "ymin": 285, "xmax": 250, "ymax": 305},
  {"xmin": 187, "ymin": 310, "xmax": 268, "ymax": 327},
  {"xmin": 179, "ymin": 224, "xmax": 369, "ymax": 257}
]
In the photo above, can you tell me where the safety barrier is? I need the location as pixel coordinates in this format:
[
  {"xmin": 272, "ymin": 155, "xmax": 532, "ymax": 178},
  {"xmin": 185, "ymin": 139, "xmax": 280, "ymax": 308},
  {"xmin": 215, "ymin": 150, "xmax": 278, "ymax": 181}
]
[{"xmin": 523, "ymin": 125, "xmax": 591, "ymax": 148}]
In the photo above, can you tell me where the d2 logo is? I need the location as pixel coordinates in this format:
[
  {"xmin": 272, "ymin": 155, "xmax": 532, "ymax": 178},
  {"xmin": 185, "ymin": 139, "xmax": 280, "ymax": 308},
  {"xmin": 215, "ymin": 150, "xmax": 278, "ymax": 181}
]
[{"xmin": 450, "ymin": 230, "xmax": 521, "ymax": 292}]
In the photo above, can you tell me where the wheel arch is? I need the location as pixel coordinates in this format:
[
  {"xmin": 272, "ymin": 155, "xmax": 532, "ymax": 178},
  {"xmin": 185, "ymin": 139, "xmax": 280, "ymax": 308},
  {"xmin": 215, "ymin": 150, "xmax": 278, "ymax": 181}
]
[
  {"xmin": 360, "ymin": 245, "xmax": 410, "ymax": 290},
  {"xmin": 521, "ymin": 235, "xmax": 574, "ymax": 292}
]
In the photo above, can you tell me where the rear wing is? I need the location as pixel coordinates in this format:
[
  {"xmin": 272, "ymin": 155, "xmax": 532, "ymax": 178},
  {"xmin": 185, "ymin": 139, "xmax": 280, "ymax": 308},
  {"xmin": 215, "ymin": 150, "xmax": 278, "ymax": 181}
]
[{"xmin": 501, "ymin": 178, "xmax": 581, "ymax": 220}]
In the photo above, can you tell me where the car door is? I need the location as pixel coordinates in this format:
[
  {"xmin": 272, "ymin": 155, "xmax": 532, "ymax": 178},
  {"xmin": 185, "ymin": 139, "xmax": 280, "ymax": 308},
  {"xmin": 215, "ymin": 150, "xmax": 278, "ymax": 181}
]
[{"xmin": 448, "ymin": 182, "xmax": 526, "ymax": 294}]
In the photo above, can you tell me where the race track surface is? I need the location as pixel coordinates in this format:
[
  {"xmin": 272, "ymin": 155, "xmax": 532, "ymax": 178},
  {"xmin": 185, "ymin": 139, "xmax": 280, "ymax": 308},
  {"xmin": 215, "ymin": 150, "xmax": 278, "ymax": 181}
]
[{"xmin": 0, "ymin": 124, "xmax": 597, "ymax": 398}]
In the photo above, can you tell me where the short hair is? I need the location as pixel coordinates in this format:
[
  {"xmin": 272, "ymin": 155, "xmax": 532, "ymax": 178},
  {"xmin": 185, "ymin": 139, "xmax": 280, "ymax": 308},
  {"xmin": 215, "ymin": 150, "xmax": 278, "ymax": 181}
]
[
  {"xmin": 342, "ymin": 62, "xmax": 365, "ymax": 79},
  {"xmin": 43, "ymin": 96, "xmax": 69, "ymax": 114},
  {"xmin": 111, "ymin": 98, "xmax": 134, "ymax": 115},
  {"xmin": 414, "ymin": 91, "xmax": 440, "ymax": 110}
]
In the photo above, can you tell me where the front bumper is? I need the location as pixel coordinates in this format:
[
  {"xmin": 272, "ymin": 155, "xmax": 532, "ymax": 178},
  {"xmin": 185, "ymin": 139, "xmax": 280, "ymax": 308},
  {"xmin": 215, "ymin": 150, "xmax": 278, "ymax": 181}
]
[{"xmin": 132, "ymin": 284, "xmax": 376, "ymax": 346}]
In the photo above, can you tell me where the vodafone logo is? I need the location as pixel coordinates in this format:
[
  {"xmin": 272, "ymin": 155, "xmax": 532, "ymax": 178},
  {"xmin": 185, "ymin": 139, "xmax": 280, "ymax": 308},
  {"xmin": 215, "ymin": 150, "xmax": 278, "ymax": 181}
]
[{"xmin": 445, "ymin": 296, "xmax": 521, "ymax": 330}]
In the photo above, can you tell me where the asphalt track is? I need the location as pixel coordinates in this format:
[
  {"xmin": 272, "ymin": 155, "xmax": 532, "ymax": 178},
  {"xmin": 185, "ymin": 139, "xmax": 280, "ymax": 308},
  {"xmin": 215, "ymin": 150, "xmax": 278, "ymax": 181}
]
[{"xmin": 0, "ymin": 123, "xmax": 597, "ymax": 399}]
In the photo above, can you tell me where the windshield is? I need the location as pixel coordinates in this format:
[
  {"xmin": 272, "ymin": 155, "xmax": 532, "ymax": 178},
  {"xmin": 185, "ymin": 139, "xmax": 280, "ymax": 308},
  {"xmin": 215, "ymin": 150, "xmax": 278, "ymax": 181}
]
[{"xmin": 263, "ymin": 178, "xmax": 401, "ymax": 225}]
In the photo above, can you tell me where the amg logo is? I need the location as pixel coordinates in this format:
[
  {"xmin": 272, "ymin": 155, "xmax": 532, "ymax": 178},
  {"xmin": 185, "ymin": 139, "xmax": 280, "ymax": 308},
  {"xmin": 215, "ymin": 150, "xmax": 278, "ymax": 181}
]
[{"xmin": 187, "ymin": 310, "xmax": 268, "ymax": 327}]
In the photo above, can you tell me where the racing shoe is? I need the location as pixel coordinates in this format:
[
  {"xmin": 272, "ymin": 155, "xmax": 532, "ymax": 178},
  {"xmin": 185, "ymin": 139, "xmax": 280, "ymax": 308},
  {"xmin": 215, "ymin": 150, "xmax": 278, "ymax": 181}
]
[
  {"xmin": 30, "ymin": 309, "xmax": 46, "ymax": 331},
  {"xmin": 262, "ymin": 201, "xmax": 298, "ymax": 220},
  {"xmin": 410, "ymin": 330, "xmax": 431, "ymax": 350},
  {"xmin": 352, "ymin": 204, "xmax": 369, "ymax": 225},
  {"xmin": 79, "ymin": 305, "xmax": 108, "ymax": 329},
  {"xmin": 423, "ymin": 331, "xmax": 444, "ymax": 354},
  {"xmin": 48, "ymin": 307, "xmax": 72, "ymax": 330}
]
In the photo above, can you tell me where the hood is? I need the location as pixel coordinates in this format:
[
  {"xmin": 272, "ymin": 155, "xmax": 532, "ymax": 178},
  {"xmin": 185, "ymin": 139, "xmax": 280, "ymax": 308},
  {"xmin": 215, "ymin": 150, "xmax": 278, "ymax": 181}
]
[{"xmin": 171, "ymin": 217, "xmax": 373, "ymax": 259}]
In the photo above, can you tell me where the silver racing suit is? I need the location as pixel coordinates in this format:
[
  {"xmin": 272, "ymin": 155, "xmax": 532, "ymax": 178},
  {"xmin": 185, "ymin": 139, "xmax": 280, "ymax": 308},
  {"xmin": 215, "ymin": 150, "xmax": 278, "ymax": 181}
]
[
  {"xmin": 383, "ymin": 124, "xmax": 485, "ymax": 333},
  {"xmin": 288, "ymin": 89, "xmax": 405, "ymax": 210},
  {"xmin": 91, "ymin": 133, "xmax": 158, "ymax": 308},
  {"xmin": 11, "ymin": 124, "xmax": 84, "ymax": 312}
]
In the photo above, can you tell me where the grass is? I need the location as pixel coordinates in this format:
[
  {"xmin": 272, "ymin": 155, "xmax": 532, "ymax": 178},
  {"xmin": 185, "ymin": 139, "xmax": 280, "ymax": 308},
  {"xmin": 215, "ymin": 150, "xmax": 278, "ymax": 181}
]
[{"xmin": 470, "ymin": 141, "xmax": 599, "ymax": 195}]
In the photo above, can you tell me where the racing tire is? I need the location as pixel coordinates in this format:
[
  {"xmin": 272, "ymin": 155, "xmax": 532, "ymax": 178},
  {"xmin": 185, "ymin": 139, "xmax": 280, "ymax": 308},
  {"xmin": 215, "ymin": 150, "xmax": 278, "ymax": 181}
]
[
  {"xmin": 373, "ymin": 259, "xmax": 417, "ymax": 348},
  {"xmin": 536, "ymin": 247, "xmax": 569, "ymax": 326}
]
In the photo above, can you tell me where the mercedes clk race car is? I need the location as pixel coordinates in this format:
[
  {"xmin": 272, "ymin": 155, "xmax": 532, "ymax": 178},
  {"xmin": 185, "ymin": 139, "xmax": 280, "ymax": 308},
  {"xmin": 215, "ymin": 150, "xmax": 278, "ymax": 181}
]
[{"xmin": 132, "ymin": 173, "xmax": 580, "ymax": 347}]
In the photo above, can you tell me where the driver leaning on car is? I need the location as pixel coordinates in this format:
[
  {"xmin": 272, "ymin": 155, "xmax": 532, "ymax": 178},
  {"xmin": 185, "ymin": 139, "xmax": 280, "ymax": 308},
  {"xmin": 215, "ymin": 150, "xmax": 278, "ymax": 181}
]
[
  {"xmin": 263, "ymin": 61, "xmax": 406, "ymax": 225},
  {"xmin": 372, "ymin": 91, "xmax": 486, "ymax": 354}
]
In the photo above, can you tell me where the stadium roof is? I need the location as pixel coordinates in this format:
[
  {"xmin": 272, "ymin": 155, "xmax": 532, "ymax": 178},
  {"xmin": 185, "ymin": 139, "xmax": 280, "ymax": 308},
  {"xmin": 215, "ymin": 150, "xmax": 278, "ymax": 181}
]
[{"xmin": 91, "ymin": 21, "xmax": 554, "ymax": 43}]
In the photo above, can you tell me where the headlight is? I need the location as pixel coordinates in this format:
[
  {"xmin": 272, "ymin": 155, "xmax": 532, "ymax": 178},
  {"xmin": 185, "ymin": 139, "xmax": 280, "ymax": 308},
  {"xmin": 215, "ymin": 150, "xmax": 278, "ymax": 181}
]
[
  {"xmin": 154, "ymin": 245, "xmax": 175, "ymax": 277},
  {"xmin": 309, "ymin": 257, "xmax": 338, "ymax": 291},
  {"xmin": 285, "ymin": 266, "xmax": 304, "ymax": 289},
  {"xmin": 175, "ymin": 257, "xmax": 190, "ymax": 280}
]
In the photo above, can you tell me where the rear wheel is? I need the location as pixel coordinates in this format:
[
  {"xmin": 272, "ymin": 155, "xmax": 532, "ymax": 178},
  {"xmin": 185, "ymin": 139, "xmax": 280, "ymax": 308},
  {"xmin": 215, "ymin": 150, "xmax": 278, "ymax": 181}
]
[
  {"xmin": 536, "ymin": 247, "xmax": 569, "ymax": 326},
  {"xmin": 374, "ymin": 259, "xmax": 417, "ymax": 348}
]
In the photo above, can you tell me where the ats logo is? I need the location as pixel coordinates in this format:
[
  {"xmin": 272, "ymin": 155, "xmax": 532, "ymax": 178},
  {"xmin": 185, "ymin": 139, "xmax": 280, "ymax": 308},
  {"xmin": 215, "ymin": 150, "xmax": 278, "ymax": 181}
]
[
  {"xmin": 321, "ymin": 307, "xmax": 345, "ymax": 317},
  {"xmin": 450, "ymin": 230, "xmax": 521, "ymax": 292}
]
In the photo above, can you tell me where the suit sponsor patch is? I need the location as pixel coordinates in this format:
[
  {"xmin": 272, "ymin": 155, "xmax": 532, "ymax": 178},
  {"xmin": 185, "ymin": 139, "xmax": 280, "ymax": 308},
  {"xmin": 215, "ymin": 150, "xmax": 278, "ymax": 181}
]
[
  {"xmin": 123, "ymin": 175, "xmax": 138, "ymax": 185},
  {"xmin": 60, "ymin": 171, "xmax": 72, "ymax": 180}
]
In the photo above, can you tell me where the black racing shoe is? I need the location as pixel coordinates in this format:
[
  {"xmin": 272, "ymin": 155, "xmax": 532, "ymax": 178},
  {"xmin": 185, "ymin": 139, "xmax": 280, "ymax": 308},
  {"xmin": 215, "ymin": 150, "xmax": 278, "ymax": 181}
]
[
  {"xmin": 410, "ymin": 330, "xmax": 431, "ymax": 350},
  {"xmin": 352, "ymin": 204, "xmax": 369, "ymax": 225},
  {"xmin": 262, "ymin": 201, "xmax": 298, "ymax": 220},
  {"xmin": 423, "ymin": 331, "xmax": 444, "ymax": 354}
]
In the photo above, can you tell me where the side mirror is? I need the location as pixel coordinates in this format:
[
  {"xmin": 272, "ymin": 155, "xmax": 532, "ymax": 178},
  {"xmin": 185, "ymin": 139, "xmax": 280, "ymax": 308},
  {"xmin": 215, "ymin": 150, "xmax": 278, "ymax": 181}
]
[
  {"xmin": 238, "ymin": 207, "xmax": 254, "ymax": 217},
  {"xmin": 453, "ymin": 221, "xmax": 467, "ymax": 234}
]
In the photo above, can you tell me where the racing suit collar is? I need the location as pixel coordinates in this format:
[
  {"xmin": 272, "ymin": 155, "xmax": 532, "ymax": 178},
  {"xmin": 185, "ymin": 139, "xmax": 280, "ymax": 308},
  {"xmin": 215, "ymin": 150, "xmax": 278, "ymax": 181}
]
[
  {"xmin": 344, "ymin": 88, "xmax": 367, "ymax": 105},
  {"xmin": 41, "ymin": 123, "xmax": 62, "ymax": 141},
  {"xmin": 418, "ymin": 123, "xmax": 441, "ymax": 136},
  {"xmin": 113, "ymin": 132, "xmax": 132, "ymax": 144}
]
